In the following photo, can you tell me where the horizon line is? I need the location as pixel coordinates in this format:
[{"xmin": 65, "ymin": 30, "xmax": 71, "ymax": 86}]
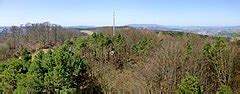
[{"xmin": 0, "ymin": 22, "xmax": 239, "ymax": 27}]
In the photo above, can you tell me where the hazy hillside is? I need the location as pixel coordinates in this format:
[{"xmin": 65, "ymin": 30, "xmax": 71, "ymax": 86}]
[{"xmin": 126, "ymin": 24, "xmax": 240, "ymax": 36}]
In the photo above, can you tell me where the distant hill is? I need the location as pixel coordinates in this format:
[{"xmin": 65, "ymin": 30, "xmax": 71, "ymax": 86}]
[
  {"xmin": 66, "ymin": 26, "xmax": 96, "ymax": 29},
  {"xmin": 65, "ymin": 24, "xmax": 240, "ymax": 37},
  {"xmin": 0, "ymin": 26, "xmax": 11, "ymax": 32},
  {"xmin": 126, "ymin": 24, "xmax": 240, "ymax": 37},
  {"xmin": 127, "ymin": 24, "xmax": 172, "ymax": 31},
  {"xmin": 3, "ymin": 24, "xmax": 240, "ymax": 37}
]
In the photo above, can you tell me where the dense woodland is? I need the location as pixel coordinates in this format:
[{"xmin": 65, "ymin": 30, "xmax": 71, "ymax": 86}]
[
  {"xmin": 0, "ymin": 22, "xmax": 87, "ymax": 60},
  {"xmin": 0, "ymin": 23, "xmax": 240, "ymax": 94}
]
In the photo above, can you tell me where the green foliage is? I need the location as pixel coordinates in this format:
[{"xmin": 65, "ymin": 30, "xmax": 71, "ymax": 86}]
[
  {"xmin": 217, "ymin": 84, "xmax": 233, "ymax": 94},
  {"xmin": 186, "ymin": 40, "xmax": 192, "ymax": 55},
  {"xmin": 184, "ymin": 40, "xmax": 193, "ymax": 63},
  {"xmin": 75, "ymin": 33, "xmax": 112, "ymax": 58},
  {"xmin": 202, "ymin": 37, "xmax": 230, "ymax": 84},
  {"xmin": 203, "ymin": 37, "xmax": 226, "ymax": 61},
  {"xmin": 1, "ymin": 41, "xmax": 92, "ymax": 93},
  {"xmin": 89, "ymin": 33, "xmax": 111, "ymax": 47},
  {"xmin": 201, "ymin": 37, "xmax": 234, "ymax": 93},
  {"xmin": 112, "ymin": 34, "xmax": 126, "ymax": 51},
  {"xmin": 177, "ymin": 75, "xmax": 202, "ymax": 94},
  {"xmin": 20, "ymin": 48, "xmax": 31, "ymax": 62},
  {"xmin": 0, "ymin": 43, "xmax": 9, "ymax": 53},
  {"xmin": 0, "ymin": 43, "xmax": 10, "ymax": 59},
  {"xmin": 1, "ymin": 30, "xmax": 235, "ymax": 93},
  {"xmin": 0, "ymin": 63, "xmax": 7, "ymax": 89},
  {"xmin": 75, "ymin": 37, "xmax": 88, "ymax": 50},
  {"xmin": 76, "ymin": 33, "xmax": 127, "ymax": 51},
  {"xmin": 0, "ymin": 62, "xmax": 6, "ymax": 93},
  {"xmin": 75, "ymin": 33, "xmax": 129, "ymax": 71},
  {"xmin": 13, "ymin": 86, "xmax": 28, "ymax": 94},
  {"xmin": 0, "ymin": 62, "xmax": 7, "ymax": 73},
  {"xmin": 59, "ymin": 88, "xmax": 77, "ymax": 94},
  {"xmin": 161, "ymin": 31, "xmax": 187, "ymax": 36},
  {"xmin": 2, "ymin": 58, "xmax": 27, "ymax": 92},
  {"xmin": 132, "ymin": 36, "xmax": 152, "ymax": 55}
]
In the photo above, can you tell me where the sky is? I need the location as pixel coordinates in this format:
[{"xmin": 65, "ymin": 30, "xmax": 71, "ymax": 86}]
[{"xmin": 0, "ymin": 0, "xmax": 240, "ymax": 26}]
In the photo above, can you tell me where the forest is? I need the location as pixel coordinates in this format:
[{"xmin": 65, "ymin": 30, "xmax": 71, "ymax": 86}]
[
  {"xmin": 0, "ymin": 23, "xmax": 240, "ymax": 94},
  {"xmin": 0, "ymin": 22, "xmax": 87, "ymax": 60}
]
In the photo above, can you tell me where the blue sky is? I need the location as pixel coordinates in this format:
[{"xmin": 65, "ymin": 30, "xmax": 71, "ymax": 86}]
[{"xmin": 0, "ymin": 0, "xmax": 240, "ymax": 26}]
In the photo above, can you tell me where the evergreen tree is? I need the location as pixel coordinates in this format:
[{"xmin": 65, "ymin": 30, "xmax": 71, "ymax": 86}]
[{"xmin": 177, "ymin": 75, "xmax": 202, "ymax": 94}]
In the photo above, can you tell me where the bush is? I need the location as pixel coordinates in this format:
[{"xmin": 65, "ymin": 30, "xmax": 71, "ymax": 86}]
[
  {"xmin": 132, "ymin": 36, "xmax": 152, "ymax": 55},
  {"xmin": 59, "ymin": 88, "xmax": 77, "ymax": 94},
  {"xmin": 202, "ymin": 37, "xmax": 234, "ymax": 92},
  {"xmin": 161, "ymin": 31, "xmax": 187, "ymax": 36},
  {"xmin": 0, "ymin": 43, "xmax": 10, "ymax": 59},
  {"xmin": 217, "ymin": 85, "xmax": 233, "ymax": 94},
  {"xmin": 177, "ymin": 75, "xmax": 202, "ymax": 94},
  {"xmin": 1, "ymin": 42, "xmax": 99, "ymax": 93}
]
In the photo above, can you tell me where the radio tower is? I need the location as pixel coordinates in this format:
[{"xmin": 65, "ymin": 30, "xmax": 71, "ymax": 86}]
[
  {"xmin": 110, "ymin": 11, "xmax": 116, "ymax": 56},
  {"xmin": 113, "ymin": 11, "xmax": 116, "ymax": 36}
]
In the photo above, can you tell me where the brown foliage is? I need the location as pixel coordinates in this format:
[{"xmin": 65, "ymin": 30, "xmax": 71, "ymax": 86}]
[
  {"xmin": 0, "ymin": 22, "xmax": 87, "ymax": 60},
  {"xmin": 85, "ymin": 28, "xmax": 238, "ymax": 93}
]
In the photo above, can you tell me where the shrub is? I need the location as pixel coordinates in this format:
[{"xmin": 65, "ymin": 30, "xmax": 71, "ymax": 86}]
[
  {"xmin": 0, "ymin": 43, "xmax": 10, "ymax": 59},
  {"xmin": 112, "ymin": 34, "xmax": 126, "ymax": 51},
  {"xmin": 59, "ymin": 88, "xmax": 77, "ymax": 94},
  {"xmin": 202, "ymin": 37, "xmax": 234, "ymax": 92},
  {"xmin": 217, "ymin": 84, "xmax": 233, "ymax": 94},
  {"xmin": 177, "ymin": 75, "xmax": 202, "ymax": 94},
  {"xmin": 2, "ymin": 42, "xmax": 98, "ymax": 93},
  {"xmin": 132, "ymin": 36, "xmax": 152, "ymax": 55},
  {"xmin": 161, "ymin": 31, "xmax": 187, "ymax": 36}
]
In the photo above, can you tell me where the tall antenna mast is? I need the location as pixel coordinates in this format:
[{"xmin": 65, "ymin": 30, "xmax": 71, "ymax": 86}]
[{"xmin": 113, "ymin": 11, "xmax": 116, "ymax": 36}]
